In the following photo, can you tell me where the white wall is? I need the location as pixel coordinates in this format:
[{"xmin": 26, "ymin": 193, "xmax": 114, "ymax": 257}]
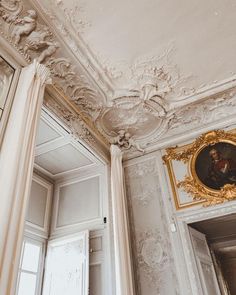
[
  {"xmin": 26, "ymin": 173, "xmax": 53, "ymax": 238},
  {"xmin": 123, "ymin": 119, "xmax": 236, "ymax": 295},
  {"xmin": 124, "ymin": 155, "xmax": 180, "ymax": 295},
  {"xmin": 49, "ymin": 165, "xmax": 113, "ymax": 295}
]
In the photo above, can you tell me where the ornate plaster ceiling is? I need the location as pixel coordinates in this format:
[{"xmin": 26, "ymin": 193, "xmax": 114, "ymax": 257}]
[{"xmin": 1, "ymin": 0, "xmax": 236, "ymax": 154}]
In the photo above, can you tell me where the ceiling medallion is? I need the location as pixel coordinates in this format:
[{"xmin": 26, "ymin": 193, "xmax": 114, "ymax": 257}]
[
  {"xmin": 97, "ymin": 81, "xmax": 172, "ymax": 151},
  {"xmin": 163, "ymin": 130, "xmax": 236, "ymax": 206}
]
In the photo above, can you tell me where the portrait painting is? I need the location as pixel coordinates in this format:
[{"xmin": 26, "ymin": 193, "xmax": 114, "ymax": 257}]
[{"xmin": 194, "ymin": 142, "xmax": 236, "ymax": 191}]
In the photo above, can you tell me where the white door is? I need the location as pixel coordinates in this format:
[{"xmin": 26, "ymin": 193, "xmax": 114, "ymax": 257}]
[
  {"xmin": 42, "ymin": 231, "xmax": 89, "ymax": 295},
  {"xmin": 188, "ymin": 227, "xmax": 221, "ymax": 295}
]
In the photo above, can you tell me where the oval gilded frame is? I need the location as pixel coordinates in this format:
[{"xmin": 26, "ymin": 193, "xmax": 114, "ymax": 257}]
[
  {"xmin": 190, "ymin": 138, "xmax": 236, "ymax": 194},
  {"xmin": 163, "ymin": 130, "xmax": 236, "ymax": 206}
]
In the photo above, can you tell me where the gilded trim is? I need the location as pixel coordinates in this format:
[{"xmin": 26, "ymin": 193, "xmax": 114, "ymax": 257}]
[{"xmin": 163, "ymin": 130, "xmax": 236, "ymax": 208}]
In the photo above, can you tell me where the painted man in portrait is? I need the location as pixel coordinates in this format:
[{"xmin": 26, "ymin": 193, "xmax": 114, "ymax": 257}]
[{"xmin": 205, "ymin": 148, "xmax": 236, "ymax": 190}]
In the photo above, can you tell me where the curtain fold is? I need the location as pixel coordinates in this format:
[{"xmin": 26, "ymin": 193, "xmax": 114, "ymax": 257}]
[
  {"xmin": 110, "ymin": 144, "xmax": 135, "ymax": 295},
  {"xmin": 0, "ymin": 60, "xmax": 50, "ymax": 295}
]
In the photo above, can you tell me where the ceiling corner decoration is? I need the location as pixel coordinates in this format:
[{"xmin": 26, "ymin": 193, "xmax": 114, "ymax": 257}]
[{"xmin": 2, "ymin": 0, "xmax": 236, "ymax": 155}]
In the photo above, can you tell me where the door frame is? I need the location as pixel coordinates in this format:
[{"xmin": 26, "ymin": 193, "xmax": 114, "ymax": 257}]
[{"xmin": 175, "ymin": 200, "xmax": 236, "ymax": 295}]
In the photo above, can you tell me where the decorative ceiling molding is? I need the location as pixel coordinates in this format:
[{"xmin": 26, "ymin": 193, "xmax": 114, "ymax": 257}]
[
  {"xmin": 30, "ymin": 0, "xmax": 114, "ymax": 97},
  {"xmin": 0, "ymin": 0, "xmax": 105, "ymax": 120},
  {"xmin": 124, "ymin": 84, "xmax": 236, "ymax": 159},
  {"xmin": 1, "ymin": 0, "xmax": 236, "ymax": 158},
  {"xmin": 98, "ymin": 43, "xmax": 196, "ymax": 100},
  {"xmin": 0, "ymin": 0, "xmax": 110, "ymax": 158},
  {"xmin": 44, "ymin": 85, "xmax": 110, "ymax": 160}
]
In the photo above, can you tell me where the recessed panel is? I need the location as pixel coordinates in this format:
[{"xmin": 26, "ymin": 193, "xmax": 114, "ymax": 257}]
[
  {"xmin": 90, "ymin": 236, "xmax": 102, "ymax": 253},
  {"xmin": 57, "ymin": 177, "xmax": 100, "ymax": 227},
  {"xmin": 89, "ymin": 264, "xmax": 102, "ymax": 295},
  {"xmin": 0, "ymin": 57, "xmax": 14, "ymax": 110},
  {"xmin": 35, "ymin": 144, "xmax": 92, "ymax": 175},
  {"xmin": 27, "ymin": 180, "xmax": 48, "ymax": 228},
  {"xmin": 36, "ymin": 120, "xmax": 61, "ymax": 146}
]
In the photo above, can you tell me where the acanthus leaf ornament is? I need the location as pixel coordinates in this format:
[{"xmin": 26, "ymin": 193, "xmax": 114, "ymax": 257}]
[
  {"xmin": 163, "ymin": 130, "xmax": 236, "ymax": 164},
  {"xmin": 177, "ymin": 177, "xmax": 236, "ymax": 207}
]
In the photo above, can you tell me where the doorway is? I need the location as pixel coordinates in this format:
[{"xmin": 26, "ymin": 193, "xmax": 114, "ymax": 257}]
[{"xmin": 189, "ymin": 213, "xmax": 236, "ymax": 295}]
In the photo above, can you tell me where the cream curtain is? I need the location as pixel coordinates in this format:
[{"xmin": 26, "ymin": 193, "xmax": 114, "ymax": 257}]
[
  {"xmin": 110, "ymin": 144, "xmax": 135, "ymax": 295},
  {"xmin": 0, "ymin": 60, "xmax": 50, "ymax": 294}
]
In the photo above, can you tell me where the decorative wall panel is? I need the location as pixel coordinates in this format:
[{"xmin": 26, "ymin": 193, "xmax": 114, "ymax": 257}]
[
  {"xmin": 89, "ymin": 230, "xmax": 111, "ymax": 295},
  {"xmin": 27, "ymin": 180, "xmax": 48, "ymax": 227},
  {"xmin": 26, "ymin": 174, "xmax": 53, "ymax": 237},
  {"xmin": 124, "ymin": 157, "xmax": 179, "ymax": 295},
  {"xmin": 55, "ymin": 176, "xmax": 101, "ymax": 229},
  {"xmin": 89, "ymin": 264, "xmax": 102, "ymax": 295}
]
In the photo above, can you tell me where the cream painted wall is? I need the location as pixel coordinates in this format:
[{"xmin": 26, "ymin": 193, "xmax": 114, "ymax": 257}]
[
  {"xmin": 26, "ymin": 173, "xmax": 53, "ymax": 238},
  {"xmin": 124, "ymin": 155, "xmax": 180, "ymax": 295},
  {"xmin": 48, "ymin": 165, "xmax": 113, "ymax": 295},
  {"xmin": 124, "ymin": 120, "xmax": 236, "ymax": 295}
]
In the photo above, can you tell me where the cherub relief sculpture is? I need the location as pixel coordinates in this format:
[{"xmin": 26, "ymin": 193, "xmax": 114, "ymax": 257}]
[
  {"xmin": 113, "ymin": 130, "xmax": 145, "ymax": 153},
  {"xmin": 37, "ymin": 41, "xmax": 59, "ymax": 63},
  {"xmin": 11, "ymin": 9, "xmax": 37, "ymax": 45},
  {"xmin": 23, "ymin": 26, "xmax": 52, "ymax": 54},
  {"xmin": 23, "ymin": 27, "xmax": 59, "ymax": 63}
]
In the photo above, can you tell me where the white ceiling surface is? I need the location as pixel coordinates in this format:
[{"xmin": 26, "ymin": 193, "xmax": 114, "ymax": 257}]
[
  {"xmin": 36, "ymin": 119, "xmax": 61, "ymax": 146},
  {"xmin": 34, "ymin": 112, "xmax": 99, "ymax": 179},
  {"xmin": 41, "ymin": 0, "xmax": 236, "ymax": 95}
]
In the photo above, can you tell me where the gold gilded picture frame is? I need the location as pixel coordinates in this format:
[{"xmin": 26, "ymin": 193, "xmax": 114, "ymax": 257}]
[
  {"xmin": 163, "ymin": 143, "xmax": 205, "ymax": 210},
  {"xmin": 163, "ymin": 130, "xmax": 236, "ymax": 208}
]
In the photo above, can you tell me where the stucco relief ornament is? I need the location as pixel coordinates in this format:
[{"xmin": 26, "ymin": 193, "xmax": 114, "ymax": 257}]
[
  {"xmin": 44, "ymin": 94, "xmax": 96, "ymax": 145},
  {"xmin": 0, "ymin": 0, "xmax": 23, "ymax": 23},
  {"xmin": 46, "ymin": 57, "xmax": 100, "ymax": 120},
  {"xmin": 23, "ymin": 26, "xmax": 59, "ymax": 63},
  {"xmin": 137, "ymin": 229, "xmax": 169, "ymax": 291},
  {"xmin": 0, "ymin": 3, "xmax": 59, "ymax": 63},
  {"xmin": 112, "ymin": 130, "xmax": 145, "ymax": 153},
  {"xmin": 125, "ymin": 158, "xmax": 161, "ymax": 205},
  {"xmin": 10, "ymin": 9, "xmax": 37, "ymax": 45},
  {"xmin": 138, "ymin": 66, "xmax": 173, "ymax": 100},
  {"xmin": 166, "ymin": 88, "xmax": 236, "ymax": 138}
]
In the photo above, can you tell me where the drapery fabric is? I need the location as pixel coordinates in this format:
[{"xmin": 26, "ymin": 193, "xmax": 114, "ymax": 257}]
[
  {"xmin": 0, "ymin": 60, "xmax": 50, "ymax": 294},
  {"xmin": 110, "ymin": 144, "xmax": 135, "ymax": 295}
]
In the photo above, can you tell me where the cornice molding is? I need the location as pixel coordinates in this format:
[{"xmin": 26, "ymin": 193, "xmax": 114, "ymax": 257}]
[
  {"xmin": 123, "ymin": 83, "xmax": 236, "ymax": 159},
  {"xmin": 0, "ymin": 0, "xmax": 110, "ymax": 159},
  {"xmin": 44, "ymin": 85, "xmax": 110, "ymax": 161},
  {"xmin": 1, "ymin": 0, "xmax": 236, "ymax": 158},
  {"xmin": 0, "ymin": 0, "xmax": 106, "ymax": 117}
]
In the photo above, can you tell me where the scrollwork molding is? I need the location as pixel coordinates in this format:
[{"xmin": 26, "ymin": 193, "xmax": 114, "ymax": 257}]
[
  {"xmin": 0, "ymin": 0, "xmax": 103, "ymax": 121},
  {"xmin": 44, "ymin": 87, "xmax": 110, "ymax": 159}
]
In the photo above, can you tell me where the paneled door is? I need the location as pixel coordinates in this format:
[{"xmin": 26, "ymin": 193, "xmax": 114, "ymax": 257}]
[
  {"xmin": 42, "ymin": 231, "xmax": 89, "ymax": 295},
  {"xmin": 188, "ymin": 227, "xmax": 221, "ymax": 295}
]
